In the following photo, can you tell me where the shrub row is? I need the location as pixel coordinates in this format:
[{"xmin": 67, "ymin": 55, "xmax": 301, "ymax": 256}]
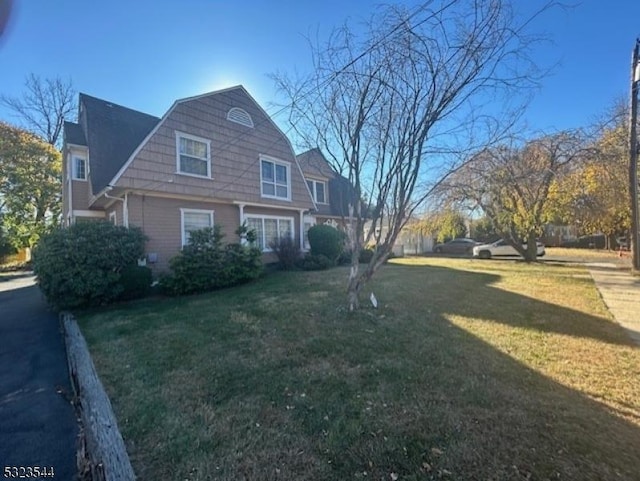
[
  {"xmin": 269, "ymin": 224, "xmax": 377, "ymax": 271},
  {"xmin": 33, "ymin": 222, "xmax": 263, "ymax": 309},
  {"xmin": 160, "ymin": 225, "xmax": 262, "ymax": 295}
]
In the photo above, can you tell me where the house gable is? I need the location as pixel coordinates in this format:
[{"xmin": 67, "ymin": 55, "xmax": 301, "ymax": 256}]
[
  {"xmin": 297, "ymin": 148, "xmax": 355, "ymax": 218},
  {"xmin": 111, "ymin": 86, "xmax": 315, "ymax": 210}
]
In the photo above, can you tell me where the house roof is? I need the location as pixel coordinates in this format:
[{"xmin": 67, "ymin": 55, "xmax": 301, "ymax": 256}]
[
  {"xmin": 78, "ymin": 93, "xmax": 160, "ymax": 194},
  {"xmin": 63, "ymin": 121, "xmax": 86, "ymax": 146},
  {"xmin": 297, "ymin": 148, "xmax": 355, "ymax": 218}
]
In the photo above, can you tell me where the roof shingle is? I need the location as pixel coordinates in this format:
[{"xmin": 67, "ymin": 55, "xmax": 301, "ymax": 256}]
[
  {"xmin": 63, "ymin": 121, "xmax": 86, "ymax": 146},
  {"xmin": 79, "ymin": 93, "xmax": 160, "ymax": 194}
]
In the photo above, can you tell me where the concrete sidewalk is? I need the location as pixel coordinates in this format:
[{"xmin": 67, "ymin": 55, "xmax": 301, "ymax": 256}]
[{"xmin": 586, "ymin": 263, "xmax": 640, "ymax": 345}]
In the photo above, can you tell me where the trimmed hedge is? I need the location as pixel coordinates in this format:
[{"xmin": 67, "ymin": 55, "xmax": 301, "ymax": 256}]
[
  {"xmin": 338, "ymin": 247, "xmax": 376, "ymax": 265},
  {"xmin": 308, "ymin": 224, "xmax": 343, "ymax": 263},
  {"xmin": 119, "ymin": 265, "xmax": 152, "ymax": 301},
  {"xmin": 297, "ymin": 253, "xmax": 333, "ymax": 271},
  {"xmin": 160, "ymin": 224, "xmax": 263, "ymax": 295},
  {"xmin": 33, "ymin": 222, "xmax": 147, "ymax": 309}
]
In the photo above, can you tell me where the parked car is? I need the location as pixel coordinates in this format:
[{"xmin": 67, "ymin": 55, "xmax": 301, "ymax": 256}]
[
  {"xmin": 473, "ymin": 239, "xmax": 545, "ymax": 259},
  {"xmin": 433, "ymin": 238, "xmax": 479, "ymax": 254}
]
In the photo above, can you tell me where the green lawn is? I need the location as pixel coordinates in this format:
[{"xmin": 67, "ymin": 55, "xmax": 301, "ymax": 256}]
[{"xmin": 78, "ymin": 257, "xmax": 640, "ymax": 480}]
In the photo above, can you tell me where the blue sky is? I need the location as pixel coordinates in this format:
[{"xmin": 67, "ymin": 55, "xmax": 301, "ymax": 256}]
[{"xmin": 1, "ymin": 0, "xmax": 639, "ymax": 137}]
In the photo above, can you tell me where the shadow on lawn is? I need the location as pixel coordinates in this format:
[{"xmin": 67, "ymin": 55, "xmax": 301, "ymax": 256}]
[
  {"xmin": 318, "ymin": 263, "xmax": 640, "ymax": 480},
  {"xmin": 384, "ymin": 262, "xmax": 636, "ymax": 347},
  {"xmin": 79, "ymin": 263, "xmax": 640, "ymax": 481}
]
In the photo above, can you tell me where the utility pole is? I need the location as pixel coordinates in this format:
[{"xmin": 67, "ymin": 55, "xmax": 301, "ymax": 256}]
[{"xmin": 629, "ymin": 38, "xmax": 640, "ymax": 271}]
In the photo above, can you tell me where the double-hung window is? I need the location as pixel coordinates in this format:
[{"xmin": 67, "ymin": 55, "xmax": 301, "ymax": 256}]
[
  {"xmin": 306, "ymin": 179, "xmax": 327, "ymax": 204},
  {"xmin": 245, "ymin": 215, "xmax": 294, "ymax": 252},
  {"xmin": 260, "ymin": 157, "xmax": 290, "ymax": 200},
  {"xmin": 181, "ymin": 208, "xmax": 214, "ymax": 246},
  {"xmin": 176, "ymin": 132, "xmax": 211, "ymax": 178},
  {"xmin": 72, "ymin": 156, "xmax": 87, "ymax": 180}
]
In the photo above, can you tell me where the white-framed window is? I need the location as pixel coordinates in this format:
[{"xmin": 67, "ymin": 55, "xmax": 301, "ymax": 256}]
[
  {"xmin": 180, "ymin": 208, "xmax": 214, "ymax": 246},
  {"xmin": 245, "ymin": 215, "xmax": 294, "ymax": 252},
  {"xmin": 72, "ymin": 156, "xmax": 87, "ymax": 180},
  {"xmin": 176, "ymin": 132, "xmax": 211, "ymax": 178},
  {"xmin": 260, "ymin": 156, "xmax": 290, "ymax": 200},
  {"xmin": 306, "ymin": 179, "xmax": 327, "ymax": 204},
  {"xmin": 227, "ymin": 107, "xmax": 254, "ymax": 128},
  {"xmin": 108, "ymin": 211, "xmax": 117, "ymax": 225}
]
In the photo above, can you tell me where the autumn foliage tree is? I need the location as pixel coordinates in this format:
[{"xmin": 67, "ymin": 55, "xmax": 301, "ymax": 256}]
[
  {"xmin": 0, "ymin": 122, "xmax": 62, "ymax": 249},
  {"xmin": 547, "ymin": 120, "xmax": 630, "ymax": 248},
  {"xmin": 443, "ymin": 132, "xmax": 587, "ymax": 261},
  {"xmin": 416, "ymin": 208, "xmax": 468, "ymax": 243}
]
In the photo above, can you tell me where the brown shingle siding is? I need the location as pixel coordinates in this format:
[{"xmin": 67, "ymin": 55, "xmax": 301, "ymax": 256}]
[
  {"xmin": 115, "ymin": 87, "xmax": 314, "ymax": 210},
  {"xmin": 71, "ymin": 180, "xmax": 90, "ymax": 210},
  {"xmin": 127, "ymin": 194, "xmax": 242, "ymax": 272}
]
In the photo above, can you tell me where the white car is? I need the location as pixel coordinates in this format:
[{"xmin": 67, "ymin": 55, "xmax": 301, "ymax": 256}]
[{"xmin": 473, "ymin": 239, "xmax": 545, "ymax": 259}]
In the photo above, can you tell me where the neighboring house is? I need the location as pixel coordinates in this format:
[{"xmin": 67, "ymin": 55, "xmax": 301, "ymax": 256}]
[
  {"xmin": 363, "ymin": 217, "xmax": 434, "ymax": 257},
  {"xmin": 62, "ymin": 86, "xmax": 316, "ymax": 272},
  {"xmin": 296, "ymin": 148, "xmax": 358, "ymax": 248},
  {"xmin": 395, "ymin": 219, "xmax": 434, "ymax": 255}
]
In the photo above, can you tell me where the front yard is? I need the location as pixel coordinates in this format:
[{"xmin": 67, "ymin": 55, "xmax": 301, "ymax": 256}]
[{"xmin": 78, "ymin": 257, "xmax": 640, "ymax": 480}]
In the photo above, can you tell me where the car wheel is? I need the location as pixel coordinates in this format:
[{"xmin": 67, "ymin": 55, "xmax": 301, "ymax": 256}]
[{"xmin": 478, "ymin": 250, "xmax": 491, "ymax": 259}]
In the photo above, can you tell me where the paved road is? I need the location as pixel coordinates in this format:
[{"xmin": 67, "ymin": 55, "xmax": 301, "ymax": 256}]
[{"xmin": 0, "ymin": 273, "xmax": 77, "ymax": 479}]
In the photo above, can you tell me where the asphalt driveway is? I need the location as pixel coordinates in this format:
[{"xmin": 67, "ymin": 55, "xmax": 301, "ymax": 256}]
[{"xmin": 0, "ymin": 273, "xmax": 77, "ymax": 479}]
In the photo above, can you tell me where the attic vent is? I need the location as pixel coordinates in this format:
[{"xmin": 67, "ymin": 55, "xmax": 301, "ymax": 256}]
[{"xmin": 227, "ymin": 107, "xmax": 254, "ymax": 128}]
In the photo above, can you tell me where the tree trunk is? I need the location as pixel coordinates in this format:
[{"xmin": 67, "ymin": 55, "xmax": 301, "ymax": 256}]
[
  {"xmin": 524, "ymin": 232, "xmax": 538, "ymax": 262},
  {"xmin": 347, "ymin": 260, "xmax": 361, "ymax": 311}
]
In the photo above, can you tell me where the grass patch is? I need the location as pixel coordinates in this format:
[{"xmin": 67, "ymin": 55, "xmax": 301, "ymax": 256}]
[{"xmin": 78, "ymin": 257, "xmax": 640, "ymax": 480}]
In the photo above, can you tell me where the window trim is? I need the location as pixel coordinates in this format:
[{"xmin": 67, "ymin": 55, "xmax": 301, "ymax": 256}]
[
  {"xmin": 306, "ymin": 178, "xmax": 328, "ymax": 204},
  {"xmin": 108, "ymin": 211, "xmax": 117, "ymax": 225},
  {"xmin": 175, "ymin": 131, "xmax": 212, "ymax": 179},
  {"xmin": 180, "ymin": 208, "xmax": 214, "ymax": 247},
  {"xmin": 260, "ymin": 155, "xmax": 291, "ymax": 201},
  {"xmin": 72, "ymin": 155, "xmax": 87, "ymax": 181},
  {"xmin": 244, "ymin": 214, "xmax": 295, "ymax": 252}
]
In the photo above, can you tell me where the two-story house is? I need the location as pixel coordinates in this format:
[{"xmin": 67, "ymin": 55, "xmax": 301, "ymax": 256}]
[
  {"xmin": 62, "ymin": 86, "xmax": 319, "ymax": 272},
  {"xmin": 296, "ymin": 147, "xmax": 356, "ymax": 247}
]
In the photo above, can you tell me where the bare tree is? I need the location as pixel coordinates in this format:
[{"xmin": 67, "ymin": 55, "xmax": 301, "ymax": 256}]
[
  {"xmin": 443, "ymin": 132, "xmax": 588, "ymax": 261},
  {"xmin": 1, "ymin": 73, "xmax": 76, "ymax": 147},
  {"xmin": 275, "ymin": 0, "xmax": 551, "ymax": 310}
]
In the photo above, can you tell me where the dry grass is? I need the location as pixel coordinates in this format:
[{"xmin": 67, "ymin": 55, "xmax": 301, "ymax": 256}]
[{"xmin": 78, "ymin": 256, "xmax": 640, "ymax": 480}]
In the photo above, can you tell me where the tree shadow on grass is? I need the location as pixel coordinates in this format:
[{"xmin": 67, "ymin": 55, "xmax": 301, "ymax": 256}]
[
  {"xmin": 78, "ymin": 264, "xmax": 640, "ymax": 481},
  {"xmin": 294, "ymin": 263, "xmax": 640, "ymax": 480},
  {"xmin": 382, "ymin": 262, "xmax": 636, "ymax": 347}
]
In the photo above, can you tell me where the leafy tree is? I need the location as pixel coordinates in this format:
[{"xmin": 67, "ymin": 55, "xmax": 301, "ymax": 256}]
[
  {"xmin": 275, "ymin": 0, "xmax": 549, "ymax": 309},
  {"xmin": 469, "ymin": 216, "xmax": 500, "ymax": 242},
  {"xmin": 444, "ymin": 132, "xmax": 587, "ymax": 261},
  {"xmin": 416, "ymin": 209, "xmax": 467, "ymax": 243},
  {"xmin": 0, "ymin": 217, "xmax": 15, "ymax": 262},
  {"xmin": 0, "ymin": 74, "xmax": 76, "ymax": 148},
  {"xmin": 0, "ymin": 122, "xmax": 61, "ymax": 249},
  {"xmin": 547, "ymin": 121, "xmax": 629, "ymax": 248}
]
